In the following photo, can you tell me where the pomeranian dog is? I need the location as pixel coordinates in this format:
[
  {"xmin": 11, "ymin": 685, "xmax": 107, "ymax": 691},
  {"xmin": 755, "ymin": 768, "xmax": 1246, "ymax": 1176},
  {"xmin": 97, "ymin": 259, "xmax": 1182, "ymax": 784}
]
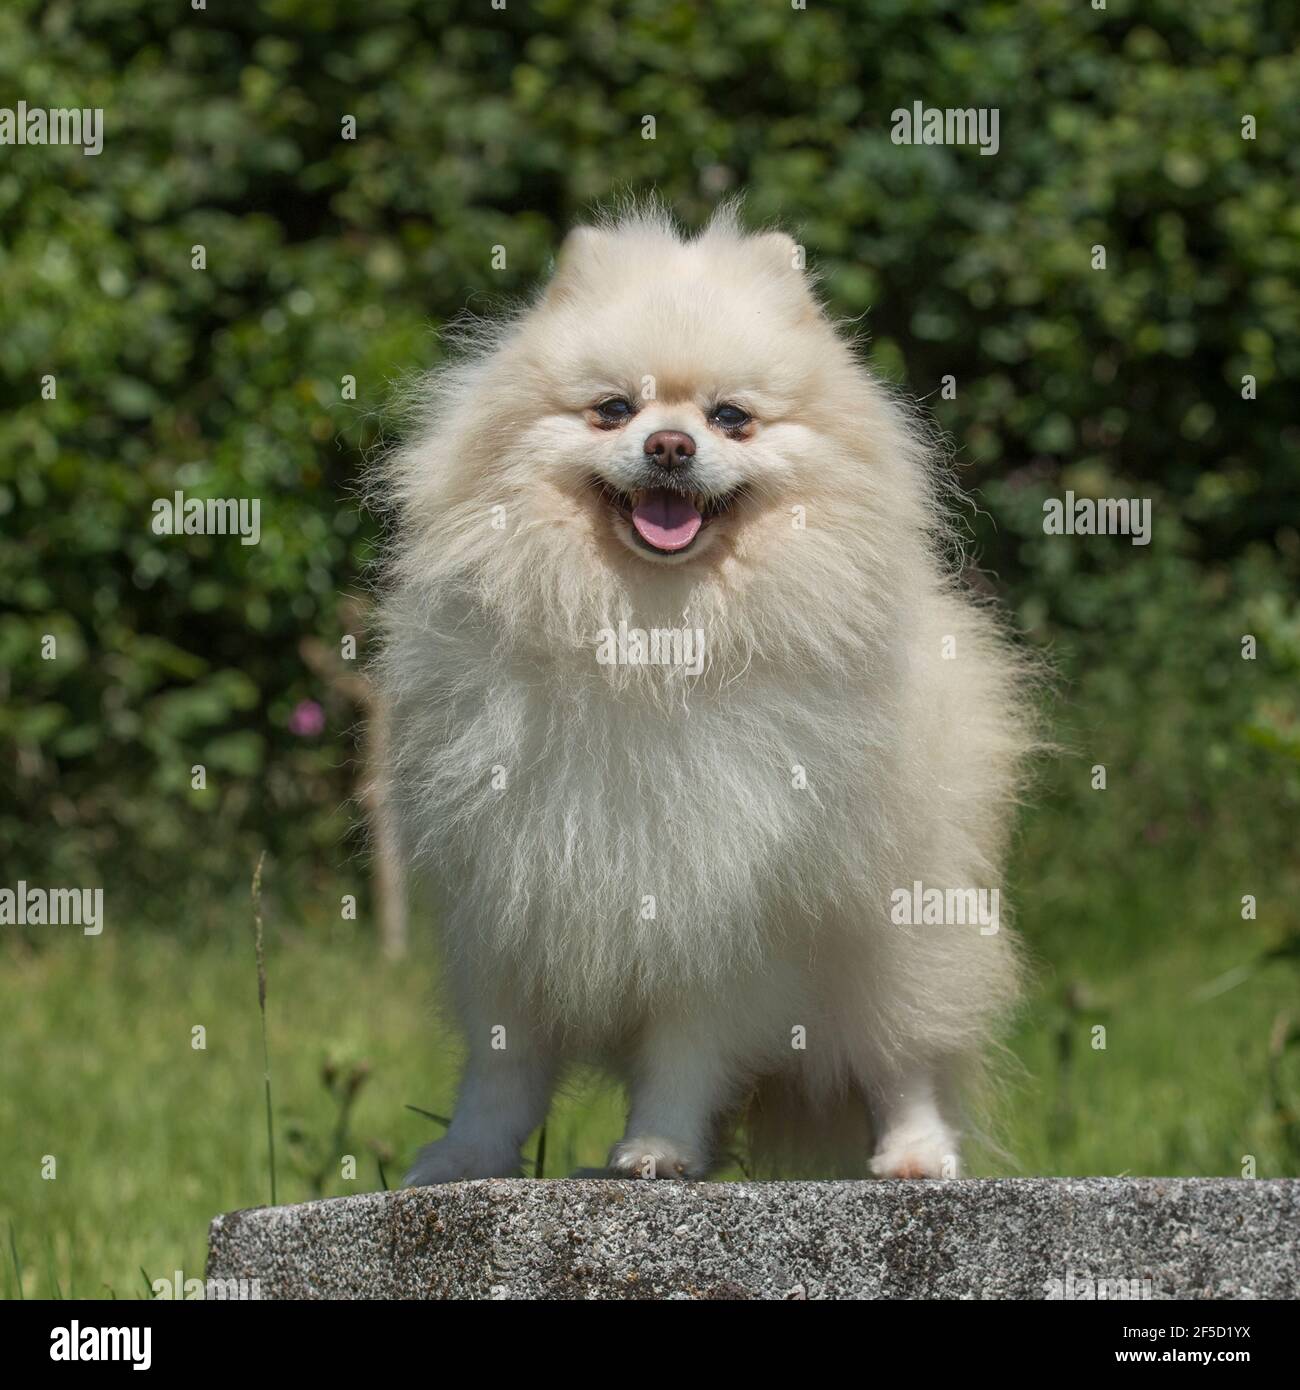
[{"xmin": 376, "ymin": 203, "xmax": 1034, "ymax": 1184}]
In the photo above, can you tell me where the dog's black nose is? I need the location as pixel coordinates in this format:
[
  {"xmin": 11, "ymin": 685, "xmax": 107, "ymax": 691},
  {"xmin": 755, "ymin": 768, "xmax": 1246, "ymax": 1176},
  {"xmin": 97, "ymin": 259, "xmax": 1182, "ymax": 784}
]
[{"xmin": 643, "ymin": 430, "xmax": 696, "ymax": 469}]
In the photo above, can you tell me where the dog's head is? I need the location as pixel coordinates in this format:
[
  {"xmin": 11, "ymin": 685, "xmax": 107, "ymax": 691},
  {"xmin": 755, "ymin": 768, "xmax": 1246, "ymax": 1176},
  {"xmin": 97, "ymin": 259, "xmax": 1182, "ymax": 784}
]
[
  {"xmin": 386, "ymin": 205, "xmax": 935, "ymax": 668},
  {"xmin": 526, "ymin": 215, "xmax": 845, "ymax": 569}
]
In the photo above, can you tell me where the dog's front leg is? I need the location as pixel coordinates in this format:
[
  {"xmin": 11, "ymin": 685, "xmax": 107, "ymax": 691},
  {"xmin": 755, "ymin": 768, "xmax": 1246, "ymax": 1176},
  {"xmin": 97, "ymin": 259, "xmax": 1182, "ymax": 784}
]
[
  {"xmin": 608, "ymin": 1008, "xmax": 741, "ymax": 1180},
  {"xmin": 405, "ymin": 997, "xmax": 556, "ymax": 1186},
  {"xmin": 867, "ymin": 1060, "xmax": 961, "ymax": 1179}
]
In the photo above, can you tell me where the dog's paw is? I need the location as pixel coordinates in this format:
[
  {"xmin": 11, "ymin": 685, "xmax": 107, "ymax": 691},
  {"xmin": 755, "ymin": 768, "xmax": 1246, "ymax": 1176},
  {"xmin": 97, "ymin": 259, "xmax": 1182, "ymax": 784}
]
[
  {"xmin": 871, "ymin": 1120, "xmax": 960, "ymax": 1179},
  {"xmin": 607, "ymin": 1135, "xmax": 705, "ymax": 1180},
  {"xmin": 403, "ymin": 1137, "xmax": 522, "ymax": 1187}
]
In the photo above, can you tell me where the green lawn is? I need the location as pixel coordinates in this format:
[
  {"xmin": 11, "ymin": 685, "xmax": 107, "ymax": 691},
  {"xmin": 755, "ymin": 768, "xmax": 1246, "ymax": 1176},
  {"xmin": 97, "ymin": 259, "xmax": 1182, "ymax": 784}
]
[{"xmin": 1, "ymin": 826, "xmax": 1296, "ymax": 1299}]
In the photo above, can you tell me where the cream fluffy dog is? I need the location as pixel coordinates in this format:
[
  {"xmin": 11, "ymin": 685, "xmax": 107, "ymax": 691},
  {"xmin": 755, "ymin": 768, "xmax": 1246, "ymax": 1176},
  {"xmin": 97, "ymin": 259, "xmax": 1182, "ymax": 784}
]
[{"xmin": 376, "ymin": 204, "xmax": 1033, "ymax": 1183}]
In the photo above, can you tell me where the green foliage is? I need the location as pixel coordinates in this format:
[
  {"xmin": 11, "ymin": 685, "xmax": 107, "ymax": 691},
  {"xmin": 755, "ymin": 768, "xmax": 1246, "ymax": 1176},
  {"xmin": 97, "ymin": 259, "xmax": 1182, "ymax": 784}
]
[{"xmin": 0, "ymin": 0, "xmax": 1297, "ymax": 900}]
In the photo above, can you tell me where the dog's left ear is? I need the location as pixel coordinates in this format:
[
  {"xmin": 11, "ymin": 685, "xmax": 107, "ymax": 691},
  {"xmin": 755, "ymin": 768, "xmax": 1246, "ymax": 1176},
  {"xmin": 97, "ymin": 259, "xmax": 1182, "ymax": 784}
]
[
  {"xmin": 755, "ymin": 231, "xmax": 809, "ymax": 276},
  {"xmin": 546, "ymin": 226, "xmax": 607, "ymax": 303}
]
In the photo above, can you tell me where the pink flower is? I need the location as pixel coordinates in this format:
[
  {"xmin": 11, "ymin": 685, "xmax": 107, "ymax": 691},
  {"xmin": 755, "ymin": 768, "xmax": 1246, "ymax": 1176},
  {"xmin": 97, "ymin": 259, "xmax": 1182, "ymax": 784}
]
[{"xmin": 289, "ymin": 699, "xmax": 325, "ymax": 737}]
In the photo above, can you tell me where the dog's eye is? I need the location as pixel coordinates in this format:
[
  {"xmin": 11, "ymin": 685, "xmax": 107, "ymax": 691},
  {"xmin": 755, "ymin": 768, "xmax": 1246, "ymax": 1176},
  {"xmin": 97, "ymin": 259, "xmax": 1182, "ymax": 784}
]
[
  {"xmin": 711, "ymin": 403, "xmax": 750, "ymax": 430},
  {"xmin": 594, "ymin": 397, "xmax": 635, "ymax": 424}
]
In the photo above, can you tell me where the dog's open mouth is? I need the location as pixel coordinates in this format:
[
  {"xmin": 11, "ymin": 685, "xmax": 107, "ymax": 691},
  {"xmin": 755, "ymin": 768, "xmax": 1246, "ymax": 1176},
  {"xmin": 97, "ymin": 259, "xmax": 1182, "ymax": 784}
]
[{"xmin": 592, "ymin": 480, "xmax": 739, "ymax": 555}]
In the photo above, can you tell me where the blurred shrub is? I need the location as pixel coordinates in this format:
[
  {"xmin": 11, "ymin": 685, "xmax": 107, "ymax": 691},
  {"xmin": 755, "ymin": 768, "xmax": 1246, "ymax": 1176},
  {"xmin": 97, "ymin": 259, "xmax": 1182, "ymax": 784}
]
[{"xmin": 0, "ymin": 0, "xmax": 1296, "ymax": 899}]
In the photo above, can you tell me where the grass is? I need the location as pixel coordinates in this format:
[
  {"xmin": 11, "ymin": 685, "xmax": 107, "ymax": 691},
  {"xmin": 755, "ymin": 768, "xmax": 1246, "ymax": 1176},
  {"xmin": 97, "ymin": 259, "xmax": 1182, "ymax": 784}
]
[
  {"xmin": 0, "ymin": 910, "xmax": 627, "ymax": 1299},
  {"xmin": 1, "ymin": 794, "xmax": 1296, "ymax": 1298}
]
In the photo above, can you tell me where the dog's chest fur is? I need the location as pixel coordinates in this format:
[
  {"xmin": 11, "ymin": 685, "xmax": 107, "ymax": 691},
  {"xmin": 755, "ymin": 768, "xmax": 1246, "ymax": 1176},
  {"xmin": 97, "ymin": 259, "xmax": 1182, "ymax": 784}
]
[{"xmin": 390, "ymin": 618, "xmax": 906, "ymax": 1010}]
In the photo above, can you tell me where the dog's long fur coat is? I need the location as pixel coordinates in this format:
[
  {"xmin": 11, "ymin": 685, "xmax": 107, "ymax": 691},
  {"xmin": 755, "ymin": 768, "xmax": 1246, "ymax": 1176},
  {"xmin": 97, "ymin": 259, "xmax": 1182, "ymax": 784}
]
[{"xmin": 375, "ymin": 204, "xmax": 1034, "ymax": 1182}]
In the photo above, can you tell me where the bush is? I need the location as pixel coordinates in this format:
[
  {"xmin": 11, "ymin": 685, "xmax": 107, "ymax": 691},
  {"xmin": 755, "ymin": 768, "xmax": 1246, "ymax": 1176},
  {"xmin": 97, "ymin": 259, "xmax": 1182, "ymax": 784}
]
[{"xmin": 1, "ymin": 0, "xmax": 1296, "ymax": 899}]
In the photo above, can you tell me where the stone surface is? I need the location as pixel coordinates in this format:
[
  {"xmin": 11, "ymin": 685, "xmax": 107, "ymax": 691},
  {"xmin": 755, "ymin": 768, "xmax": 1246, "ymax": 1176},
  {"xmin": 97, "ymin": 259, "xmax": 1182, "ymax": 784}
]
[{"xmin": 206, "ymin": 1178, "xmax": 1299, "ymax": 1300}]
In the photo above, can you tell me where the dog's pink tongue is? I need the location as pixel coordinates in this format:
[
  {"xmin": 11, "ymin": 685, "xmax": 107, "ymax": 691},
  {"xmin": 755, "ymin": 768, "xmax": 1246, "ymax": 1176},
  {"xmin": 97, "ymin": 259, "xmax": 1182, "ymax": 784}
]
[{"xmin": 631, "ymin": 489, "xmax": 702, "ymax": 552}]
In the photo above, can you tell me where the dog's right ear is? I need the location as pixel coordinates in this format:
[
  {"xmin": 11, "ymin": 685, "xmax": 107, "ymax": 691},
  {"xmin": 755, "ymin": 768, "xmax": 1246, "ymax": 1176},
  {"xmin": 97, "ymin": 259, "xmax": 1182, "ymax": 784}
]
[{"xmin": 545, "ymin": 226, "xmax": 607, "ymax": 302}]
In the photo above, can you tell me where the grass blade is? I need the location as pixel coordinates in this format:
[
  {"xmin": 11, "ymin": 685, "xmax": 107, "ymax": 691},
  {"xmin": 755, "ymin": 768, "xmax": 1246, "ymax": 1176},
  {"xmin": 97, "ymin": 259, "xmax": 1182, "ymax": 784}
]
[
  {"xmin": 7, "ymin": 1223, "xmax": 22, "ymax": 1300},
  {"xmin": 404, "ymin": 1104, "xmax": 451, "ymax": 1128},
  {"xmin": 251, "ymin": 851, "xmax": 277, "ymax": 1206}
]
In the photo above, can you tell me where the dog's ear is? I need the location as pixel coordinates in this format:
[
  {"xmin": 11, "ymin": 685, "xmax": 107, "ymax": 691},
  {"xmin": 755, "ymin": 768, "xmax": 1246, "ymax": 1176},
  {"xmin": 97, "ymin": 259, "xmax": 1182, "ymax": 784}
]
[
  {"xmin": 546, "ymin": 226, "xmax": 607, "ymax": 302},
  {"xmin": 752, "ymin": 231, "xmax": 821, "ymax": 319},
  {"xmin": 754, "ymin": 231, "xmax": 808, "ymax": 276}
]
